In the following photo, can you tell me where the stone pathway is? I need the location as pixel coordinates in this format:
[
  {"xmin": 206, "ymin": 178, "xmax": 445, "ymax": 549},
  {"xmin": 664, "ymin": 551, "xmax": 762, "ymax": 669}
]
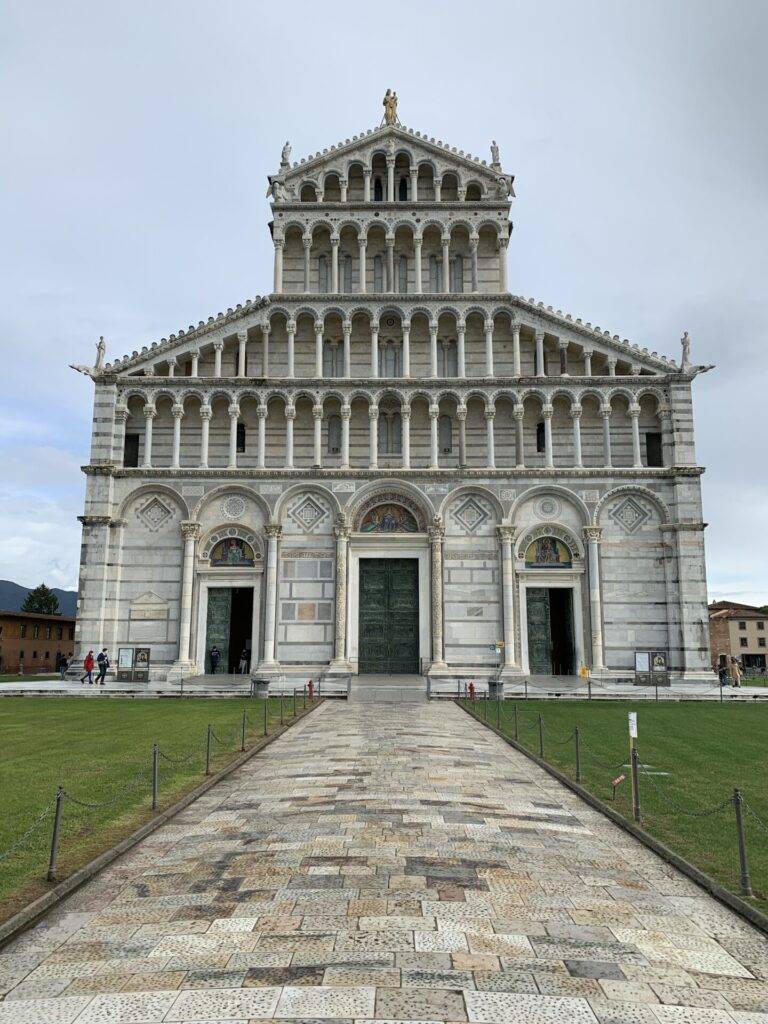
[{"xmin": 1, "ymin": 701, "xmax": 767, "ymax": 1023}]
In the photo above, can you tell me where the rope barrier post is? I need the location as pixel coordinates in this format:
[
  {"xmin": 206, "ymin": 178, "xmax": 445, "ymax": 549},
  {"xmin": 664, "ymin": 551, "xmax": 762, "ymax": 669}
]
[
  {"xmin": 47, "ymin": 786, "xmax": 64, "ymax": 882},
  {"xmin": 524, "ymin": 677, "xmax": 528, "ymax": 701},
  {"xmin": 588, "ymin": 675, "xmax": 592, "ymax": 701},
  {"xmin": 655, "ymin": 676, "xmax": 659, "ymax": 703},
  {"xmin": 574, "ymin": 725, "xmax": 581, "ymax": 783},
  {"xmin": 280, "ymin": 693, "xmax": 284, "ymax": 725},
  {"xmin": 482, "ymin": 696, "xmax": 487, "ymax": 721},
  {"xmin": 241, "ymin": 709, "xmax": 247, "ymax": 752},
  {"xmin": 293, "ymin": 688, "xmax": 297, "ymax": 718},
  {"xmin": 303, "ymin": 684, "xmax": 306, "ymax": 709},
  {"xmin": 495, "ymin": 694, "xmax": 500, "ymax": 729},
  {"xmin": 513, "ymin": 704, "xmax": 519, "ymax": 742},
  {"xmin": 733, "ymin": 788, "xmax": 753, "ymax": 897},
  {"xmin": 264, "ymin": 697, "xmax": 268, "ymax": 736},
  {"xmin": 538, "ymin": 714, "xmax": 544, "ymax": 758},
  {"xmin": 151, "ymin": 744, "xmax": 159, "ymax": 811},
  {"xmin": 205, "ymin": 724, "xmax": 212, "ymax": 776},
  {"xmin": 630, "ymin": 745, "xmax": 641, "ymax": 823}
]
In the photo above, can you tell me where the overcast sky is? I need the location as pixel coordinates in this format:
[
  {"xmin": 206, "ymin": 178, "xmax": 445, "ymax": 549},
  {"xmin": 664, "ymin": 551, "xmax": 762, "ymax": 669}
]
[{"xmin": 1, "ymin": 0, "xmax": 766, "ymax": 603}]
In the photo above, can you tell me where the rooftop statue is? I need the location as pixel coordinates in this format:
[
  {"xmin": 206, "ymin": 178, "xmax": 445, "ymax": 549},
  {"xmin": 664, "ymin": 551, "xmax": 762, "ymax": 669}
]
[
  {"xmin": 490, "ymin": 140, "xmax": 500, "ymax": 166},
  {"xmin": 280, "ymin": 141, "xmax": 291, "ymax": 165},
  {"xmin": 681, "ymin": 331, "xmax": 691, "ymax": 370},
  {"xmin": 382, "ymin": 88, "xmax": 399, "ymax": 126}
]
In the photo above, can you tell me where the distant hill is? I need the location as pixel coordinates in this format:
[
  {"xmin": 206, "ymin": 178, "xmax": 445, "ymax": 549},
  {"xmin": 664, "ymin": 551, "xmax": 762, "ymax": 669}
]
[{"xmin": 0, "ymin": 581, "xmax": 77, "ymax": 617}]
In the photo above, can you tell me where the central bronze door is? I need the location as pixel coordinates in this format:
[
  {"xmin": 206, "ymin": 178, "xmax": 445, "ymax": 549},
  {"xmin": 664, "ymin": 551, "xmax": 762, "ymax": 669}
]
[{"xmin": 359, "ymin": 558, "xmax": 419, "ymax": 674}]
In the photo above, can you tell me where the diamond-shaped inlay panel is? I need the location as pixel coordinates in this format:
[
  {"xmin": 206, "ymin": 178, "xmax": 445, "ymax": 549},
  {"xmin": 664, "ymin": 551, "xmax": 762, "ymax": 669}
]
[
  {"xmin": 136, "ymin": 497, "xmax": 173, "ymax": 532},
  {"xmin": 609, "ymin": 496, "xmax": 651, "ymax": 534},
  {"xmin": 452, "ymin": 496, "xmax": 490, "ymax": 534},
  {"xmin": 288, "ymin": 495, "xmax": 329, "ymax": 533}
]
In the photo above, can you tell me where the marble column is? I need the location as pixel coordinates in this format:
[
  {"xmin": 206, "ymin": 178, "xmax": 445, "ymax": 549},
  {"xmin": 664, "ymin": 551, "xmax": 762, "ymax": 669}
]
[
  {"xmin": 363, "ymin": 167, "xmax": 371, "ymax": 203},
  {"xmin": 498, "ymin": 237, "xmax": 508, "ymax": 291},
  {"xmin": 285, "ymin": 405, "xmax": 295, "ymax": 468},
  {"xmin": 457, "ymin": 404, "xmax": 467, "ymax": 467},
  {"xmin": 114, "ymin": 405, "xmax": 128, "ymax": 465},
  {"xmin": 261, "ymin": 327, "xmax": 270, "ymax": 377},
  {"xmin": 414, "ymin": 236, "xmax": 423, "ymax": 292},
  {"xmin": 386, "ymin": 156, "xmax": 395, "ymax": 202},
  {"xmin": 659, "ymin": 404, "xmax": 673, "ymax": 467},
  {"xmin": 228, "ymin": 404, "xmax": 240, "ymax": 469},
  {"xmin": 441, "ymin": 237, "xmax": 450, "ymax": 292},
  {"xmin": 256, "ymin": 406, "xmax": 266, "ymax": 468},
  {"xmin": 601, "ymin": 404, "xmax": 612, "ymax": 467},
  {"xmin": 535, "ymin": 330, "xmax": 545, "ymax": 377},
  {"xmin": 237, "ymin": 330, "xmax": 247, "ymax": 377},
  {"xmin": 190, "ymin": 350, "xmax": 199, "ymax": 377},
  {"xmin": 177, "ymin": 521, "xmax": 201, "ymax": 666},
  {"xmin": 340, "ymin": 404, "xmax": 351, "ymax": 468},
  {"xmin": 543, "ymin": 403, "xmax": 554, "ymax": 468},
  {"xmin": 332, "ymin": 516, "xmax": 350, "ymax": 667},
  {"xmin": 385, "ymin": 239, "xmax": 395, "ymax": 294},
  {"xmin": 498, "ymin": 525, "xmax": 518, "ymax": 670},
  {"xmin": 457, "ymin": 324, "xmax": 466, "ymax": 378},
  {"xmin": 584, "ymin": 526, "xmax": 605, "ymax": 670},
  {"xmin": 370, "ymin": 324, "xmax": 379, "ymax": 377},
  {"xmin": 171, "ymin": 404, "xmax": 184, "ymax": 469},
  {"xmin": 213, "ymin": 341, "xmax": 223, "ymax": 378},
  {"xmin": 402, "ymin": 321, "xmax": 411, "ymax": 378},
  {"xmin": 315, "ymin": 321, "xmax": 324, "ymax": 377},
  {"xmin": 429, "ymin": 323, "xmax": 438, "ymax": 378},
  {"xmin": 484, "ymin": 319, "xmax": 494, "ymax": 377},
  {"xmin": 485, "ymin": 408, "xmax": 496, "ymax": 469},
  {"xmin": 514, "ymin": 407, "xmax": 525, "ymax": 468},
  {"xmin": 583, "ymin": 349, "xmax": 593, "ymax": 375},
  {"xmin": 261, "ymin": 524, "xmax": 281, "ymax": 667},
  {"xmin": 369, "ymin": 405, "xmax": 379, "ymax": 468},
  {"xmin": 607, "ymin": 357, "xmax": 617, "ymax": 377},
  {"xmin": 429, "ymin": 405, "xmax": 440, "ymax": 468},
  {"xmin": 571, "ymin": 404, "xmax": 583, "ymax": 467},
  {"xmin": 470, "ymin": 237, "xmax": 479, "ymax": 292},
  {"xmin": 199, "ymin": 405, "xmax": 211, "ymax": 468},
  {"xmin": 286, "ymin": 319, "xmax": 296, "ymax": 378},
  {"xmin": 142, "ymin": 405, "xmax": 155, "ymax": 468},
  {"xmin": 409, "ymin": 166, "xmax": 418, "ymax": 201},
  {"xmin": 558, "ymin": 339, "xmax": 569, "ymax": 376},
  {"xmin": 358, "ymin": 238, "xmax": 367, "ymax": 293},
  {"xmin": 512, "ymin": 321, "xmax": 522, "ymax": 377},
  {"xmin": 341, "ymin": 322, "xmax": 351, "ymax": 378},
  {"xmin": 434, "ymin": 177, "xmax": 442, "ymax": 202},
  {"xmin": 630, "ymin": 403, "xmax": 642, "ymax": 467},
  {"xmin": 331, "ymin": 237, "xmax": 340, "ymax": 293},
  {"xmin": 273, "ymin": 238, "xmax": 284, "ymax": 292},
  {"xmin": 339, "ymin": 177, "xmax": 348, "ymax": 202},
  {"xmin": 401, "ymin": 406, "xmax": 411, "ymax": 469},
  {"xmin": 313, "ymin": 404, "xmax": 323, "ymax": 467},
  {"xmin": 303, "ymin": 238, "xmax": 312, "ymax": 291},
  {"xmin": 167, "ymin": 357, "xmax": 177, "ymax": 378},
  {"xmin": 429, "ymin": 516, "xmax": 446, "ymax": 669}
]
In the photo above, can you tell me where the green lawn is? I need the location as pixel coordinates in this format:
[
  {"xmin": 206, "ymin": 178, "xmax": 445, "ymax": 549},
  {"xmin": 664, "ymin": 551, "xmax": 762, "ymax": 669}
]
[
  {"xmin": 0, "ymin": 695, "xmax": 315, "ymax": 922},
  {"xmin": 460, "ymin": 699, "xmax": 768, "ymax": 914}
]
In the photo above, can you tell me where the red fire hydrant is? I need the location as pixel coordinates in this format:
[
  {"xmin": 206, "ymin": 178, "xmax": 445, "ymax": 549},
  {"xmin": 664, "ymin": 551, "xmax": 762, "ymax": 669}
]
[
  {"xmin": 468, "ymin": 680, "xmax": 476, "ymax": 701},
  {"xmin": 307, "ymin": 678, "xmax": 314, "ymax": 701}
]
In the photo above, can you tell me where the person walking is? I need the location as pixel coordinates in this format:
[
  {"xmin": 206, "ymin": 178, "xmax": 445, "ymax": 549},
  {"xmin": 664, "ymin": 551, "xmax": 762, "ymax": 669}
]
[
  {"xmin": 717, "ymin": 655, "xmax": 729, "ymax": 688},
  {"xmin": 238, "ymin": 648, "xmax": 249, "ymax": 674},
  {"xmin": 96, "ymin": 648, "xmax": 110, "ymax": 685},
  {"xmin": 81, "ymin": 650, "xmax": 95, "ymax": 685},
  {"xmin": 731, "ymin": 656, "xmax": 742, "ymax": 688},
  {"xmin": 59, "ymin": 653, "xmax": 68, "ymax": 681},
  {"xmin": 209, "ymin": 645, "xmax": 221, "ymax": 673}
]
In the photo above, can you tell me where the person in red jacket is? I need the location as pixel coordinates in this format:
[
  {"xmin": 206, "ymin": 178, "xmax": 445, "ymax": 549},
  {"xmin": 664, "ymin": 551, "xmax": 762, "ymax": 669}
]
[{"xmin": 80, "ymin": 650, "xmax": 95, "ymax": 685}]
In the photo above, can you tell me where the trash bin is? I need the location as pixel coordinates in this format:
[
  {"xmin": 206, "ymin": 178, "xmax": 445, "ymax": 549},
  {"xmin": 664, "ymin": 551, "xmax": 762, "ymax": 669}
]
[
  {"xmin": 488, "ymin": 679, "xmax": 504, "ymax": 701},
  {"xmin": 250, "ymin": 677, "xmax": 270, "ymax": 699}
]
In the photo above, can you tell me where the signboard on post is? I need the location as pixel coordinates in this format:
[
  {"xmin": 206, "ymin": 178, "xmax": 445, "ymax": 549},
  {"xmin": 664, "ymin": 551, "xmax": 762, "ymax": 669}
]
[
  {"xmin": 628, "ymin": 712, "xmax": 638, "ymax": 739},
  {"xmin": 133, "ymin": 647, "xmax": 150, "ymax": 682},
  {"xmin": 116, "ymin": 647, "xmax": 134, "ymax": 682}
]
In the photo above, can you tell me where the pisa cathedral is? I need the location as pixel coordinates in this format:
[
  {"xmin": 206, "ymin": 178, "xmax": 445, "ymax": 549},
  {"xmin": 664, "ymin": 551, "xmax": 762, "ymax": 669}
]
[{"xmin": 75, "ymin": 103, "xmax": 712, "ymax": 683}]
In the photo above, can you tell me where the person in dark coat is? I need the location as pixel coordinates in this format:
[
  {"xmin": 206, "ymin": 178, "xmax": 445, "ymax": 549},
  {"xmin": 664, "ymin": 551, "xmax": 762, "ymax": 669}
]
[{"xmin": 209, "ymin": 645, "xmax": 221, "ymax": 673}]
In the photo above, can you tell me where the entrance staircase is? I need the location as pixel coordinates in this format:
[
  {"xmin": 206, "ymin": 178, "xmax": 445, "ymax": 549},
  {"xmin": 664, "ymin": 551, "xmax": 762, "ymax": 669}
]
[{"xmin": 349, "ymin": 674, "xmax": 428, "ymax": 703}]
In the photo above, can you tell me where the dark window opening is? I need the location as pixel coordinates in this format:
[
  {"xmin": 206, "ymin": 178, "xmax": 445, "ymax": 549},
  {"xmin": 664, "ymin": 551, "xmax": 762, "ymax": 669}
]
[
  {"xmin": 398, "ymin": 176, "xmax": 408, "ymax": 201},
  {"xmin": 236, "ymin": 423, "xmax": 246, "ymax": 453},
  {"xmin": 645, "ymin": 431, "xmax": 663, "ymax": 467},
  {"xmin": 536, "ymin": 421, "xmax": 545, "ymax": 453},
  {"xmin": 124, "ymin": 433, "xmax": 140, "ymax": 467},
  {"xmin": 373, "ymin": 177, "xmax": 383, "ymax": 201}
]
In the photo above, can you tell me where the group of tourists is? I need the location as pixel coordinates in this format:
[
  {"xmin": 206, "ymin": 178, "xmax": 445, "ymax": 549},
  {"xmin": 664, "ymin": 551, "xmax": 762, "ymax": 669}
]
[
  {"xmin": 80, "ymin": 648, "xmax": 110, "ymax": 685},
  {"xmin": 208, "ymin": 647, "xmax": 250, "ymax": 674},
  {"xmin": 717, "ymin": 654, "xmax": 743, "ymax": 688}
]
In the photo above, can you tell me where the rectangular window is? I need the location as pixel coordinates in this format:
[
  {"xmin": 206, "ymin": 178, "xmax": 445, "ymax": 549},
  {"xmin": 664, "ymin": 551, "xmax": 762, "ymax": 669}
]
[
  {"xmin": 740, "ymin": 637, "xmax": 748, "ymax": 648},
  {"xmin": 758, "ymin": 622, "xmax": 765, "ymax": 631},
  {"xmin": 68, "ymin": 628, "xmax": 74, "ymax": 640},
  {"xmin": 20, "ymin": 625, "xmax": 26, "ymax": 638},
  {"xmin": 19, "ymin": 650, "xmax": 24, "ymax": 660},
  {"xmin": 32, "ymin": 650, "xmax": 37, "ymax": 659},
  {"xmin": 124, "ymin": 433, "xmax": 140, "ymax": 467},
  {"xmin": 45, "ymin": 626, "xmax": 51, "ymax": 639},
  {"xmin": 57, "ymin": 627, "xmax": 62, "ymax": 640},
  {"xmin": 760, "ymin": 638, "xmax": 766, "ymax": 648},
  {"xmin": 739, "ymin": 621, "xmax": 747, "ymax": 630},
  {"xmin": 236, "ymin": 423, "xmax": 246, "ymax": 453},
  {"xmin": 45, "ymin": 650, "xmax": 49, "ymax": 659},
  {"xmin": 645, "ymin": 432, "xmax": 663, "ymax": 467},
  {"xmin": 536, "ymin": 422, "xmax": 545, "ymax": 453}
]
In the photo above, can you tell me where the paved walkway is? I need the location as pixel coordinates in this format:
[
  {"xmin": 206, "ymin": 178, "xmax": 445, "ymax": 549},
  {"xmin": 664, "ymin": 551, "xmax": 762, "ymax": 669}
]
[{"xmin": 1, "ymin": 702, "xmax": 767, "ymax": 1023}]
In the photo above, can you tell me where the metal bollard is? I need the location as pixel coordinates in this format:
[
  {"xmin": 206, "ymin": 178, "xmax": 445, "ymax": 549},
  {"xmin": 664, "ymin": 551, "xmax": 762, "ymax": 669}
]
[
  {"xmin": 630, "ymin": 745, "xmax": 641, "ymax": 823},
  {"xmin": 152, "ymin": 744, "xmax": 159, "ymax": 811},
  {"xmin": 588, "ymin": 676, "xmax": 592, "ymax": 701},
  {"xmin": 513, "ymin": 704, "xmax": 519, "ymax": 742},
  {"xmin": 524, "ymin": 676, "xmax": 529, "ymax": 700},
  {"xmin": 264, "ymin": 697, "xmax": 268, "ymax": 736},
  {"xmin": 47, "ymin": 786, "xmax": 64, "ymax": 882},
  {"xmin": 574, "ymin": 726, "xmax": 581, "ymax": 783},
  {"xmin": 495, "ymin": 696, "xmax": 500, "ymax": 729},
  {"xmin": 303, "ymin": 685, "xmax": 306, "ymax": 709},
  {"xmin": 538, "ymin": 714, "xmax": 544, "ymax": 758},
  {"xmin": 241, "ymin": 709, "xmax": 247, "ymax": 752},
  {"xmin": 733, "ymin": 788, "xmax": 753, "ymax": 896},
  {"xmin": 205, "ymin": 724, "xmax": 212, "ymax": 776},
  {"xmin": 280, "ymin": 693, "xmax": 284, "ymax": 725},
  {"xmin": 293, "ymin": 689, "xmax": 297, "ymax": 717}
]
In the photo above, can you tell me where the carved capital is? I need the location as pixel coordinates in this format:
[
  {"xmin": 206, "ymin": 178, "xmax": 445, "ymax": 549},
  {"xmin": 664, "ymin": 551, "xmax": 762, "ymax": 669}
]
[
  {"xmin": 143, "ymin": 404, "xmax": 157, "ymax": 418},
  {"xmin": 558, "ymin": 338, "xmax": 569, "ymax": 351},
  {"xmin": 213, "ymin": 340, "xmax": 224, "ymax": 351},
  {"xmin": 513, "ymin": 407, "xmax": 525, "ymax": 421},
  {"xmin": 256, "ymin": 405, "xmax": 267, "ymax": 419},
  {"xmin": 285, "ymin": 405, "xmax": 296, "ymax": 420},
  {"xmin": 534, "ymin": 329, "xmax": 545, "ymax": 342},
  {"xmin": 629, "ymin": 403, "xmax": 641, "ymax": 417},
  {"xmin": 314, "ymin": 320, "xmax": 324, "ymax": 334},
  {"xmin": 114, "ymin": 405, "xmax": 129, "ymax": 422},
  {"xmin": 180, "ymin": 520, "xmax": 201, "ymax": 540},
  {"xmin": 228, "ymin": 404, "xmax": 240, "ymax": 418},
  {"xmin": 266, "ymin": 523, "xmax": 282, "ymax": 539},
  {"xmin": 237, "ymin": 329, "xmax": 248, "ymax": 342},
  {"xmin": 542, "ymin": 403, "xmax": 553, "ymax": 417},
  {"xmin": 286, "ymin": 319, "xmax": 297, "ymax": 333},
  {"xmin": 428, "ymin": 405, "xmax": 440, "ymax": 419},
  {"xmin": 400, "ymin": 406, "xmax": 411, "ymax": 420},
  {"xmin": 171, "ymin": 404, "xmax": 185, "ymax": 419},
  {"xmin": 200, "ymin": 405, "xmax": 213, "ymax": 420},
  {"xmin": 312, "ymin": 404, "xmax": 323, "ymax": 419},
  {"xmin": 485, "ymin": 408, "xmax": 496, "ymax": 421},
  {"xmin": 368, "ymin": 405, "xmax": 379, "ymax": 420},
  {"xmin": 570, "ymin": 404, "xmax": 582, "ymax": 418},
  {"xmin": 273, "ymin": 238, "xmax": 285, "ymax": 249},
  {"xmin": 303, "ymin": 237, "xmax": 313, "ymax": 249},
  {"xmin": 600, "ymin": 403, "xmax": 612, "ymax": 417},
  {"xmin": 429, "ymin": 514, "xmax": 445, "ymax": 542},
  {"xmin": 583, "ymin": 526, "xmax": 603, "ymax": 543},
  {"xmin": 456, "ymin": 404, "xmax": 467, "ymax": 421},
  {"xmin": 497, "ymin": 524, "xmax": 517, "ymax": 544},
  {"xmin": 341, "ymin": 404, "xmax": 351, "ymax": 419}
]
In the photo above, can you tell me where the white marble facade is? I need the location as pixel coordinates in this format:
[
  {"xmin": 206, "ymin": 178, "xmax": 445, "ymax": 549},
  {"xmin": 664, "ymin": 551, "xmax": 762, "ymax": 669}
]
[{"xmin": 74, "ymin": 117, "xmax": 712, "ymax": 681}]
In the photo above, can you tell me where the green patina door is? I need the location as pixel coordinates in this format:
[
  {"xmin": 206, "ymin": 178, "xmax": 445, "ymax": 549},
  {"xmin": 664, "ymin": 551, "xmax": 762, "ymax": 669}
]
[
  {"xmin": 205, "ymin": 588, "xmax": 231, "ymax": 672},
  {"xmin": 359, "ymin": 558, "xmax": 419, "ymax": 674},
  {"xmin": 526, "ymin": 587, "xmax": 552, "ymax": 674}
]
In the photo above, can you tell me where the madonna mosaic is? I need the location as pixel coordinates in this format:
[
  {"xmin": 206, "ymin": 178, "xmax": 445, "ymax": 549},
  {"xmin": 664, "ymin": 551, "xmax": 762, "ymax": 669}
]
[
  {"xmin": 210, "ymin": 538, "xmax": 256, "ymax": 566},
  {"xmin": 360, "ymin": 503, "xmax": 419, "ymax": 534},
  {"xmin": 524, "ymin": 536, "xmax": 572, "ymax": 568}
]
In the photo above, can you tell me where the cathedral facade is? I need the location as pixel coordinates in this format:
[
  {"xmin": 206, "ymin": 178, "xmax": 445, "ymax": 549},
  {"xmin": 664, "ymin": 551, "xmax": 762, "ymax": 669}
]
[{"xmin": 74, "ymin": 110, "xmax": 711, "ymax": 682}]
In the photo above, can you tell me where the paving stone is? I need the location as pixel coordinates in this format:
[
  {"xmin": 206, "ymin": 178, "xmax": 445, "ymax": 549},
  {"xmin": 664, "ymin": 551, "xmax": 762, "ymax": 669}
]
[
  {"xmin": 375, "ymin": 985, "xmax": 468, "ymax": 1020},
  {"xmin": 164, "ymin": 986, "xmax": 281, "ymax": 1020},
  {"xmin": 0, "ymin": 996, "xmax": 92, "ymax": 1023},
  {"xmin": 75, "ymin": 990, "xmax": 178, "ymax": 1022},
  {"xmin": 274, "ymin": 983, "xmax": 375, "ymax": 1018},
  {"xmin": 465, "ymin": 989, "xmax": 597, "ymax": 1022}
]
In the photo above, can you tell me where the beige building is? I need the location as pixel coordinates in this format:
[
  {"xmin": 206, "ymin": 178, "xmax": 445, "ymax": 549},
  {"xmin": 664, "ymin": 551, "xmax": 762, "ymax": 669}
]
[{"xmin": 709, "ymin": 601, "xmax": 768, "ymax": 672}]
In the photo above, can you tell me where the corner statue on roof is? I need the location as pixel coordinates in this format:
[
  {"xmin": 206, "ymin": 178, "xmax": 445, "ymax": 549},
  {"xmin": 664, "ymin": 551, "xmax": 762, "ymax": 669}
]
[
  {"xmin": 71, "ymin": 100, "xmax": 714, "ymax": 688},
  {"xmin": 95, "ymin": 336, "xmax": 106, "ymax": 369}
]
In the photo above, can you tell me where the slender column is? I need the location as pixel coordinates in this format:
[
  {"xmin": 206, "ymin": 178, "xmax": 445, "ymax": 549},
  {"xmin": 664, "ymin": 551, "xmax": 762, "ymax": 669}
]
[
  {"xmin": 228, "ymin": 403, "xmax": 240, "ymax": 469},
  {"xmin": 512, "ymin": 321, "xmax": 522, "ymax": 377},
  {"xmin": 261, "ymin": 524, "xmax": 281, "ymax": 666},
  {"xmin": 370, "ymin": 324, "xmax": 379, "ymax": 377},
  {"xmin": 429, "ymin": 517, "xmax": 446, "ymax": 667},
  {"xmin": 434, "ymin": 177, "xmax": 442, "ymax": 202},
  {"xmin": 261, "ymin": 326, "xmax": 270, "ymax": 377},
  {"xmin": 386, "ymin": 156, "xmax": 395, "ymax": 202},
  {"xmin": 409, "ymin": 166, "xmax": 418, "ymax": 201},
  {"xmin": 498, "ymin": 236, "xmax": 508, "ymax": 290},
  {"xmin": 368, "ymin": 405, "xmax": 379, "ymax": 468},
  {"xmin": 607, "ymin": 357, "xmax": 617, "ymax": 377},
  {"xmin": 485, "ymin": 408, "xmax": 496, "ymax": 469},
  {"xmin": 286, "ymin": 319, "xmax": 296, "ymax": 378},
  {"xmin": 402, "ymin": 320, "xmax": 411, "ymax": 378},
  {"xmin": 584, "ymin": 527, "xmax": 605, "ymax": 669},
  {"xmin": 237, "ymin": 330, "xmax": 247, "ymax": 377},
  {"xmin": 542, "ymin": 402, "xmax": 554, "ymax": 468},
  {"xmin": 167, "ymin": 357, "xmax": 177, "ymax": 378},
  {"xmin": 332, "ymin": 516, "xmax": 350, "ymax": 666},
  {"xmin": 441, "ymin": 236, "xmax": 450, "ymax": 292},
  {"xmin": 558, "ymin": 339, "xmax": 569, "ymax": 376},
  {"xmin": 429, "ymin": 404, "xmax": 440, "ymax": 468},
  {"xmin": 273, "ymin": 238, "xmax": 284, "ymax": 292},
  {"xmin": 358, "ymin": 237, "xmax": 367, "ymax": 293},
  {"xmin": 342, "ymin": 321, "xmax": 351, "ymax": 378},
  {"xmin": 339, "ymin": 177, "xmax": 348, "ymax": 202},
  {"xmin": 363, "ymin": 167, "xmax": 371, "ymax": 203},
  {"xmin": 171, "ymin": 404, "xmax": 183, "ymax": 469},
  {"xmin": 583, "ymin": 348, "xmax": 593, "ymax": 375},
  {"xmin": 314, "ymin": 320, "xmax": 324, "ymax": 377},
  {"xmin": 340, "ymin": 404, "xmax": 351, "ymax": 468},
  {"xmin": 114, "ymin": 405, "xmax": 128, "ymax": 465},
  {"xmin": 303, "ymin": 237, "xmax": 312, "ymax": 291},
  {"xmin": 256, "ymin": 405, "xmax": 266, "ymax": 468},
  {"xmin": 142, "ymin": 405, "xmax": 155, "ymax": 468},
  {"xmin": 385, "ymin": 238, "xmax": 395, "ymax": 293},
  {"xmin": 213, "ymin": 341, "xmax": 223, "ymax": 378},
  {"xmin": 429, "ymin": 323, "xmax": 438, "ymax": 377},
  {"xmin": 330, "ymin": 236, "xmax": 339, "ymax": 293},
  {"xmin": 535, "ymin": 330, "xmax": 545, "ymax": 376},
  {"xmin": 514, "ymin": 407, "xmax": 525, "ymax": 468},
  {"xmin": 190, "ymin": 349, "xmax": 199, "ymax": 377},
  {"xmin": 484, "ymin": 319, "xmax": 494, "ymax": 376},
  {"xmin": 284, "ymin": 405, "xmax": 295, "ymax": 468},
  {"xmin": 177, "ymin": 521, "xmax": 201, "ymax": 665},
  {"xmin": 401, "ymin": 406, "xmax": 411, "ymax": 468},
  {"xmin": 199, "ymin": 405, "xmax": 211, "ymax": 468},
  {"xmin": 414, "ymin": 236, "xmax": 423, "ymax": 292},
  {"xmin": 659, "ymin": 404, "xmax": 673, "ymax": 467},
  {"xmin": 313, "ymin": 404, "xmax": 323, "ymax": 467},
  {"xmin": 630, "ymin": 403, "xmax": 642, "ymax": 468},
  {"xmin": 470, "ymin": 237, "xmax": 479, "ymax": 292},
  {"xmin": 601, "ymin": 404, "xmax": 612, "ymax": 467},
  {"xmin": 457, "ymin": 404, "xmax": 467, "ymax": 467},
  {"xmin": 571, "ymin": 404, "xmax": 583, "ymax": 467},
  {"xmin": 457, "ymin": 324, "xmax": 466, "ymax": 377},
  {"xmin": 498, "ymin": 525, "xmax": 518, "ymax": 669}
]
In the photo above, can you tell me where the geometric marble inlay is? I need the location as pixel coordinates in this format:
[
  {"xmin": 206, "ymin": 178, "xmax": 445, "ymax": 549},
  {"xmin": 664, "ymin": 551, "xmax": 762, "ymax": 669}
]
[
  {"xmin": 452, "ymin": 496, "xmax": 489, "ymax": 533},
  {"xmin": 220, "ymin": 495, "xmax": 246, "ymax": 519},
  {"xmin": 609, "ymin": 495, "xmax": 651, "ymax": 534},
  {"xmin": 289, "ymin": 495, "xmax": 328, "ymax": 533},
  {"xmin": 136, "ymin": 496, "xmax": 173, "ymax": 532}
]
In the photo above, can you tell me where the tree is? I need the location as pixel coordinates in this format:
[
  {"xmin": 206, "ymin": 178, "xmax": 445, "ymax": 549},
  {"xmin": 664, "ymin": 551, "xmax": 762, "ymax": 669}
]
[{"xmin": 21, "ymin": 583, "xmax": 60, "ymax": 616}]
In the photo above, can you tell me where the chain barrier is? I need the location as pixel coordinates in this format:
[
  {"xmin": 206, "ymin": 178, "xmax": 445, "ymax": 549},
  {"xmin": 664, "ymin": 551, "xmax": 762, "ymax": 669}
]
[
  {"xmin": 578, "ymin": 737, "xmax": 628, "ymax": 772},
  {"xmin": 64, "ymin": 766, "xmax": 150, "ymax": 809},
  {"xmin": 636, "ymin": 760, "xmax": 732, "ymax": 819},
  {"xmin": 0, "ymin": 802, "xmax": 55, "ymax": 863},
  {"xmin": 546, "ymin": 729, "xmax": 577, "ymax": 746},
  {"xmin": 743, "ymin": 801, "xmax": 768, "ymax": 837},
  {"xmin": 158, "ymin": 745, "xmax": 202, "ymax": 765}
]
